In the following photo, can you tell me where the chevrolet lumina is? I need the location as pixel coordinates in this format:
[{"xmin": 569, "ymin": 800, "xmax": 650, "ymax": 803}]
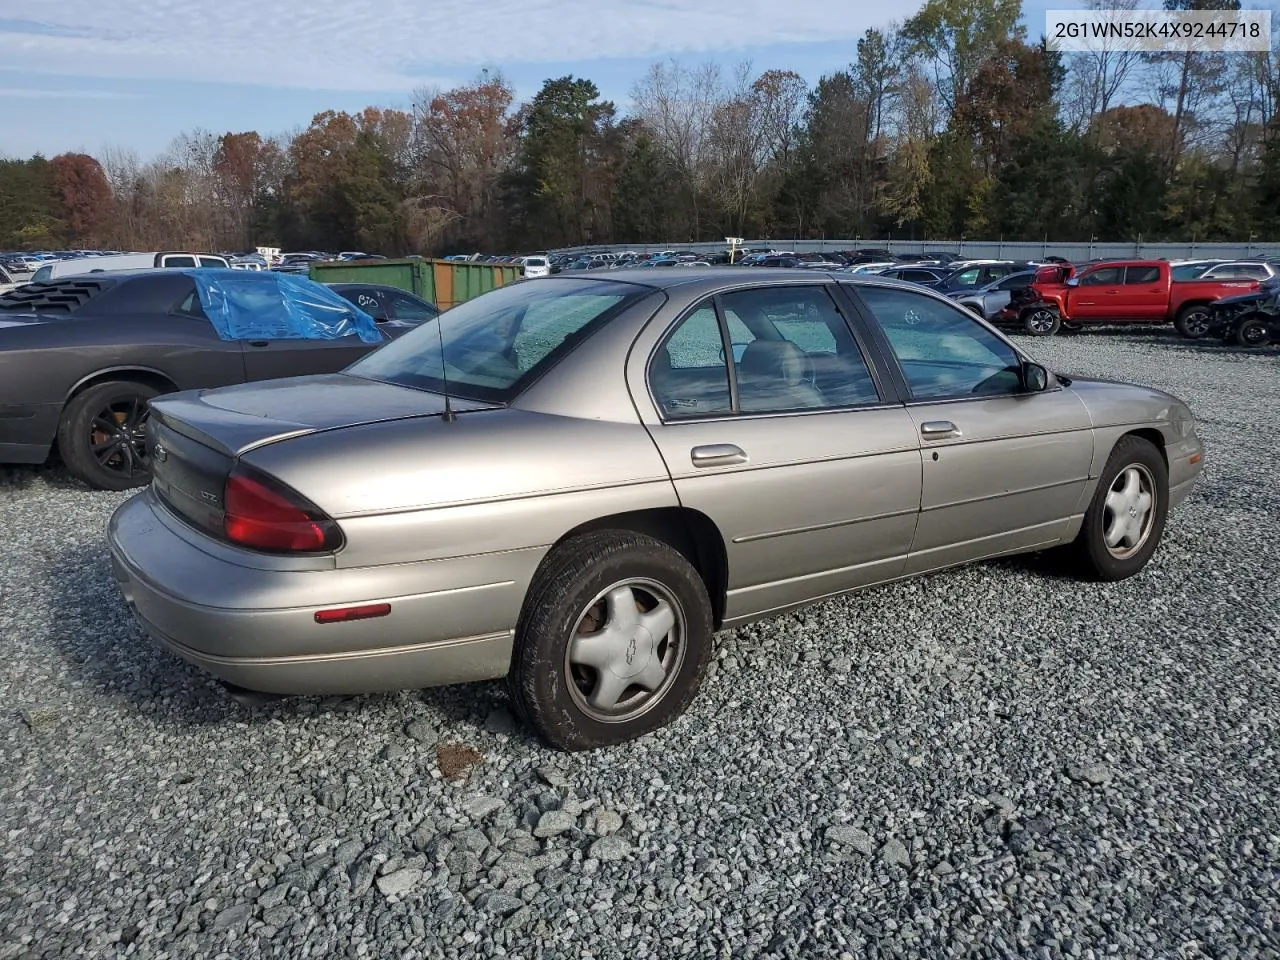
[{"xmin": 107, "ymin": 270, "xmax": 1204, "ymax": 750}]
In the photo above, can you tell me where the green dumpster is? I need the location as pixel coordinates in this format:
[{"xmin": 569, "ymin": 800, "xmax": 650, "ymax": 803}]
[{"xmin": 310, "ymin": 258, "xmax": 524, "ymax": 310}]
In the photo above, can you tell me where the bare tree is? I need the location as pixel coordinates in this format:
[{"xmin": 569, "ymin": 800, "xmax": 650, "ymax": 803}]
[
  {"xmin": 630, "ymin": 60, "xmax": 723, "ymax": 236},
  {"xmin": 410, "ymin": 71, "xmax": 516, "ymax": 250},
  {"xmin": 1062, "ymin": 0, "xmax": 1144, "ymax": 135}
]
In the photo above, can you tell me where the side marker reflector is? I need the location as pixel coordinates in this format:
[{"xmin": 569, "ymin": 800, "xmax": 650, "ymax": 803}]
[{"xmin": 315, "ymin": 603, "xmax": 392, "ymax": 624}]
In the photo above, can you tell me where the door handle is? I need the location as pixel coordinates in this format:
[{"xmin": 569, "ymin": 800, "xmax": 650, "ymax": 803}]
[
  {"xmin": 248, "ymin": 340, "xmax": 270, "ymax": 347},
  {"xmin": 920, "ymin": 420, "xmax": 961, "ymax": 439},
  {"xmin": 691, "ymin": 444, "xmax": 747, "ymax": 467}
]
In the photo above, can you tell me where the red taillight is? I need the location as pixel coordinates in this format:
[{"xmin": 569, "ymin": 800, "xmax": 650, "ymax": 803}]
[
  {"xmin": 314, "ymin": 603, "xmax": 391, "ymax": 624},
  {"xmin": 223, "ymin": 466, "xmax": 341, "ymax": 553}
]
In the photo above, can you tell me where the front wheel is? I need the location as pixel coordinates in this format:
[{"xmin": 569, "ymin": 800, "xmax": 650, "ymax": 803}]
[
  {"xmin": 57, "ymin": 381, "xmax": 161, "ymax": 490},
  {"xmin": 1236, "ymin": 318, "xmax": 1269, "ymax": 348},
  {"xmin": 1065, "ymin": 436, "xmax": 1168, "ymax": 582},
  {"xmin": 1174, "ymin": 305, "xmax": 1212, "ymax": 339},
  {"xmin": 509, "ymin": 531, "xmax": 714, "ymax": 751},
  {"xmin": 1022, "ymin": 308, "xmax": 1060, "ymax": 336}
]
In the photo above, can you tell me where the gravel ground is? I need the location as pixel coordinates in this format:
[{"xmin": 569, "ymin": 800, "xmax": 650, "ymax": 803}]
[{"xmin": 1, "ymin": 329, "xmax": 1277, "ymax": 959}]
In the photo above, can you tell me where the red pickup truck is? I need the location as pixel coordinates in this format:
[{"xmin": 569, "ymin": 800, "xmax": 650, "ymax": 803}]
[{"xmin": 998, "ymin": 260, "xmax": 1260, "ymax": 337}]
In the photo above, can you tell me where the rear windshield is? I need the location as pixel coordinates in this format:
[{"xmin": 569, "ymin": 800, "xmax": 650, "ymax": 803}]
[{"xmin": 346, "ymin": 277, "xmax": 648, "ymax": 403}]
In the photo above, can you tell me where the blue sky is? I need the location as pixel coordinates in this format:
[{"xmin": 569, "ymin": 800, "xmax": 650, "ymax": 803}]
[{"xmin": 0, "ymin": 0, "xmax": 1271, "ymax": 160}]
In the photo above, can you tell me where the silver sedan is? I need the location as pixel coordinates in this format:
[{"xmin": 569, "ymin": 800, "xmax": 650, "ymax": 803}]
[
  {"xmin": 950, "ymin": 271, "xmax": 1037, "ymax": 319},
  {"xmin": 108, "ymin": 270, "xmax": 1205, "ymax": 750}
]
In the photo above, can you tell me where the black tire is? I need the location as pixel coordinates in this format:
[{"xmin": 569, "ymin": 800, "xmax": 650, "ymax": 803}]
[
  {"xmin": 1022, "ymin": 307, "xmax": 1060, "ymax": 336},
  {"xmin": 1235, "ymin": 318, "xmax": 1269, "ymax": 348},
  {"xmin": 57, "ymin": 381, "xmax": 160, "ymax": 491},
  {"xmin": 508, "ymin": 530, "xmax": 714, "ymax": 751},
  {"xmin": 1174, "ymin": 304, "xmax": 1212, "ymax": 340},
  {"xmin": 1066, "ymin": 436, "xmax": 1169, "ymax": 582}
]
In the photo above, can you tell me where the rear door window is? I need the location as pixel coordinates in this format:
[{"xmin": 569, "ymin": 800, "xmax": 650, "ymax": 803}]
[
  {"xmin": 197, "ymin": 257, "xmax": 226, "ymax": 269},
  {"xmin": 163, "ymin": 255, "xmax": 197, "ymax": 268},
  {"xmin": 1124, "ymin": 265, "xmax": 1161, "ymax": 284}
]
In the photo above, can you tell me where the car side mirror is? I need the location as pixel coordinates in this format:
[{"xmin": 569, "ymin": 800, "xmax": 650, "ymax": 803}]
[
  {"xmin": 1065, "ymin": 277, "xmax": 1080, "ymax": 287},
  {"xmin": 1021, "ymin": 361, "xmax": 1050, "ymax": 392}
]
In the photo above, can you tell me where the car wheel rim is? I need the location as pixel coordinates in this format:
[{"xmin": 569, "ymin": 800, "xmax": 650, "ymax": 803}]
[
  {"xmin": 1242, "ymin": 324, "xmax": 1266, "ymax": 345},
  {"xmin": 90, "ymin": 397, "xmax": 150, "ymax": 479},
  {"xmin": 1183, "ymin": 311, "xmax": 1210, "ymax": 336},
  {"xmin": 1102, "ymin": 464, "xmax": 1156, "ymax": 560},
  {"xmin": 1029, "ymin": 310, "xmax": 1055, "ymax": 332},
  {"xmin": 564, "ymin": 578, "xmax": 686, "ymax": 724}
]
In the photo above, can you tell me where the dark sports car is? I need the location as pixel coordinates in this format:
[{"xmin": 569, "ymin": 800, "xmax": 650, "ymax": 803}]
[
  {"xmin": 0, "ymin": 269, "xmax": 413, "ymax": 490},
  {"xmin": 329, "ymin": 283, "xmax": 440, "ymax": 325}
]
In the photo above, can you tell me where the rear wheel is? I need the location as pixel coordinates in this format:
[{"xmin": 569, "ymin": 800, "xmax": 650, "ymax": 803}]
[
  {"xmin": 1065, "ymin": 436, "xmax": 1168, "ymax": 582},
  {"xmin": 57, "ymin": 381, "xmax": 160, "ymax": 490},
  {"xmin": 508, "ymin": 530, "xmax": 714, "ymax": 751},
  {"xmin": 1236, "ymin": 318, "xmax": 1269, "ymax": 347},
  {"xmin": 1022, "ymin": 308, "xmax": 1060, "ymax": 336},
  {"xmin": 1174, "ymin": 305, "xmax": 1212, "ymax": 339}
]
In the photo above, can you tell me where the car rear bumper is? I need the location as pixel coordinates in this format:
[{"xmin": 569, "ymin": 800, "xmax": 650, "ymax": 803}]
[{"xmin": 107, "ymin": 489, "xmax": 528, "ymax": 695}]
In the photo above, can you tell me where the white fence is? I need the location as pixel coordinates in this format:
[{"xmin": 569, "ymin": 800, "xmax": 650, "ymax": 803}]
[{"xmin": 549, "ymin": 238, "xmax": 1280, "ymax": 261}]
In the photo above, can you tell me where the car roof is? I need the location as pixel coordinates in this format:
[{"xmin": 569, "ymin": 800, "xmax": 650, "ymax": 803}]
[{"xmin": 549, "ymin": 266, "xmax": 934, "ymax": 298}]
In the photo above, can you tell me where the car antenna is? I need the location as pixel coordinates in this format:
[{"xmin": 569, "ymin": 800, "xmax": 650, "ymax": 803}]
[{"xmin": 435, "ymin": 298, "xmax": 456, "ymax": 423}]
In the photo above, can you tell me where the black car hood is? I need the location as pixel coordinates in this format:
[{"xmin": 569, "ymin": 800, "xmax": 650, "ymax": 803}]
[{"xmin": 1214, "ymin": 289, "xmax": 1276, "ymax": 307}]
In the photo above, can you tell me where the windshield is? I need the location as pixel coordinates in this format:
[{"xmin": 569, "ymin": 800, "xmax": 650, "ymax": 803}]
[{"xmin": 346, "ymin": 277, "xmax": 649, "ymax": 403}]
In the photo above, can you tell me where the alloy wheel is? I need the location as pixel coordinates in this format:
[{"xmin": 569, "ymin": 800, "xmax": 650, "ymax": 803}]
[
  {"xmin": 1182, "ymin": 310, "xmax": 1211, "ymax": 337},
  {"xmin": 1103, "ymin": 464, "xmax": 1157, "ymax": 560},
  {"xmin": 1027, "ymin": 309, "xmax": 1057, "ymax": 333},
  {"xmin": 89, "ymin": 397, "xmax": 150, "ymax": 480},
  {"xmin": 564, "ymin": 578, "xmax": 686, "ymax": 723}
]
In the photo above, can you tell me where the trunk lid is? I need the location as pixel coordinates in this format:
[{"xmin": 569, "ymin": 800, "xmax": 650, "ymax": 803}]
[
  {"xmin": 148, "ymin": 373, "xmax": 499, "ymax": 539},
  {"xmin": 149, "ymin": 373, "xmax": 498, "ymax": 457}
]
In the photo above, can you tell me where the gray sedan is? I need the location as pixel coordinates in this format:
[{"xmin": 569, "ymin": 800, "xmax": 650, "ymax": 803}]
[{"xmin": 108, "ymin": 270, "xmax": 1205, "ymax": 750}]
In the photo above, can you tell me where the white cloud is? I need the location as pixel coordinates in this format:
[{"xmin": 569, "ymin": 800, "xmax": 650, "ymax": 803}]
[
  {"xmin": 0, "ymin": 1, "xmax": 917, "ymax": 93},
  {"xmin": 0, "ymin": 87, "xmax": 142, "ymax": 100}
]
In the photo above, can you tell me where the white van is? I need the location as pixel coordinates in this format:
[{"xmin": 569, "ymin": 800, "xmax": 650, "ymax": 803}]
[
  {"xmin": 29, "ymin": 252, "xmax": 229, "ymax": 284},
  {"xmin": 517, "ymin": 255, "xmax": 550, "ymax": 278},
  {"xmin": 0, "ymin": 263, "xmax": 23, "ymax": 295}
]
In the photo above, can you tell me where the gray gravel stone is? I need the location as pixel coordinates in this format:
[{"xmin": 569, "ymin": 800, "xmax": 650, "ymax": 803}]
[
  {"xmin": 536, "ymin": 766, "xmax": 571, "ymax": 788},
  {"xmin": 1067, "ymin": 762, "xmax": 1114, "ymax": 786},
  {"xmin": 589, "ymin": 835, "xmax": 633, "ymax": 862},
  {"xmin": 2, "ymin": 332, "xmax": 1277, "ymax": 960},
  {"xmin": 405, "ymin": 719, "xmax": 438, "ymax": 744},
  {"xmin": 826, "ymin": 825, "xmax": 874, "ymax": 856},
  {"xmin": 589, "ymin": 808, "xmax": 624, "ymax": 836},
  {"xmin": 533, "ymin": 809, "xmax": 575, "ymax": 838},
  {"xmin": 209, "ymin": 903, "xmax": 251, "ymax": 931},
  {"xmin": 880, "ymin": 838, "xmax": 910, "ymax": 867},
  {"xmin": 476, "ymin": 891, "xmax": 524, "ymax": 915},
  {"xmin": 455, "ymin": 828, "xmax": 490, "ymax": 853},
  {"xmin": 462, "ymin": 796, "xmax": 505, "ymax": 819},
  {"xmin": 484, "ymin": 708, "xmax": 518, "ymax": 735},
  {"xmin": 375, "ymin": 868, "xmax": 423, "ymax": 898}
]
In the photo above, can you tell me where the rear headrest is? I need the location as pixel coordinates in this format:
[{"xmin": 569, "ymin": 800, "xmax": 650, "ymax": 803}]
[{"xmin": 739, "ymin": 339, "xmax": 807, "ymax": 383}]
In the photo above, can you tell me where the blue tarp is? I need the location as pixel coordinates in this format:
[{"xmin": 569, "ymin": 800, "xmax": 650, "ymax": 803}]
[{"xmin": 189, "ymin": 269, "xmax": 385, "ymax": 343}]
